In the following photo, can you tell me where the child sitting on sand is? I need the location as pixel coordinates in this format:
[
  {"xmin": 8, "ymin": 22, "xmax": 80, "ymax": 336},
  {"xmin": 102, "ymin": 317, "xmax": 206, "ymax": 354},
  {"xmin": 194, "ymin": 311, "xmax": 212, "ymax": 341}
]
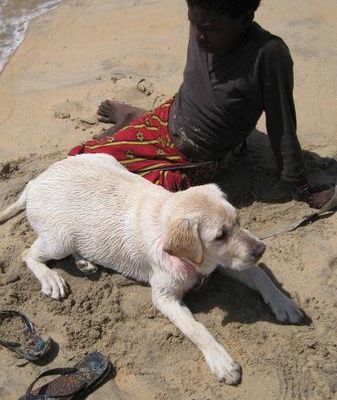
[{"xmin": 69, "ymin": 0, "xmax": 334, "ymax": 208}]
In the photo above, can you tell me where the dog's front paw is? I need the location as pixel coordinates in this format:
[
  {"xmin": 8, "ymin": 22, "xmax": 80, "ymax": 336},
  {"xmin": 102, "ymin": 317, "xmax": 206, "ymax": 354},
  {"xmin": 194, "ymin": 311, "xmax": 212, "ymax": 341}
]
[
  {"xmin": 40, "ymin": 270, "xmax": 68, "ymax": 300},
  {"xmin": 269, "ymin": 294, "xmax": 304, "ymax": 324},
  {"xmin": 204, "ymin": 344, "xmax": 242, "ymax": 385}
]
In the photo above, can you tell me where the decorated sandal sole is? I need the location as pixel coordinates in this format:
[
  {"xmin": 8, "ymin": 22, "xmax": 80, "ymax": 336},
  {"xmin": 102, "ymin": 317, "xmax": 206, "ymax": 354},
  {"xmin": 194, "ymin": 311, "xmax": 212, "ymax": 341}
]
[{"xmin": 20, "ymin": 352, "xmax": 114, "ymax": 399}]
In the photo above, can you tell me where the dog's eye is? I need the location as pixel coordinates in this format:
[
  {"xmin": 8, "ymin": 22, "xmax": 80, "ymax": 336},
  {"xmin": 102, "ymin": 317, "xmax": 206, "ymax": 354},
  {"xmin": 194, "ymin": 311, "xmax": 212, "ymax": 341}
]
[{"xmin": 215, "ymin": 229, "xmax": 228, "ymax": 241}]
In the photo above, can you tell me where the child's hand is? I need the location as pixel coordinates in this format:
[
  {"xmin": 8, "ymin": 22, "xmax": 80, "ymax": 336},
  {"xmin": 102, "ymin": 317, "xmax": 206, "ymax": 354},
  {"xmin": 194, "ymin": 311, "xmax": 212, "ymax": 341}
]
[
  {"xmin": 309, "ymin": 186, "xmax": 335, "ymax": 209},
  {"xmin": 295, "ymin": 182, "xmax": 335, "ymax": 209}
]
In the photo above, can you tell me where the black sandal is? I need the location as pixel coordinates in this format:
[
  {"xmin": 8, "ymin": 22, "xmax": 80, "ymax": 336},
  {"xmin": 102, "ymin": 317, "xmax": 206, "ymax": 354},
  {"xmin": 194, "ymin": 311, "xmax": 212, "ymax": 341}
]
[
  {"xmin": 0, "ymin": 309, "xmax": 52, "ymax": 361},
  {"xmin": 19, "ymin": 352, "xmax": 114, "ymax": 399}
]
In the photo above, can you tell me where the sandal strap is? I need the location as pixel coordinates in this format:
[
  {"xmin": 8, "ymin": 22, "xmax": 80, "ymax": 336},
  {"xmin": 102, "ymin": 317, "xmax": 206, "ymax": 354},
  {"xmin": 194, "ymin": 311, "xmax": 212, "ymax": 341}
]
[{"xmin": 25, "ymin": 367, "xmax": 82, "ymax": 397}]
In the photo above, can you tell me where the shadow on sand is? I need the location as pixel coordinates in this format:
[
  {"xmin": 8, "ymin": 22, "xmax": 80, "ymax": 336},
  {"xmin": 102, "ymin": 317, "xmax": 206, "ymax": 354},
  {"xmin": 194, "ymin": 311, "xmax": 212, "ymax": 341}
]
[{"xmin": 217, "ymin": 129, "xmax": 337, "ymax": 208}]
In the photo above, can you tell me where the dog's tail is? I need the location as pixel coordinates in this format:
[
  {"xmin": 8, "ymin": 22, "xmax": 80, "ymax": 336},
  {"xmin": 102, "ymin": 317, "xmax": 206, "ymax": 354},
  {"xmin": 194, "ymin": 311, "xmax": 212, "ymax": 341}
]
[{"xmin": 0, "ymin": 184, "xmax": 29, "ymax": 224}]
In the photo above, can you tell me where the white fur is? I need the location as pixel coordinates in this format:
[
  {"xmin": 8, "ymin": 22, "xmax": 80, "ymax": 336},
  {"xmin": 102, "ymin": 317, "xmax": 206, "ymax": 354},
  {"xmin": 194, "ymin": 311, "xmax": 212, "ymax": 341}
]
[{"xmin": 0, "ymin": 154, "xmax": 303, "ymax": 384}]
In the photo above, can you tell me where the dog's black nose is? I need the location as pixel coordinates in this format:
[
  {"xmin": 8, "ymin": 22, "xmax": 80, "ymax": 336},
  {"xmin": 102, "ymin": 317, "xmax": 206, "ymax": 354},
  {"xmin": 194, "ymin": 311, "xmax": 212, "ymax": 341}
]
[{"xmin": 250, "ymin": 242, "xmax": 266, "ymax": 259}]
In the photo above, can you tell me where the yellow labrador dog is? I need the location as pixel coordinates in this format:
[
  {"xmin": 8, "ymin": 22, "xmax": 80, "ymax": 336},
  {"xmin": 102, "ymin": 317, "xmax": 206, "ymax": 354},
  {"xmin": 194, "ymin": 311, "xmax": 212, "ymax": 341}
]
[{"xmin": 0, "ymin": 154, "xmax": 303, "ymax": 384}]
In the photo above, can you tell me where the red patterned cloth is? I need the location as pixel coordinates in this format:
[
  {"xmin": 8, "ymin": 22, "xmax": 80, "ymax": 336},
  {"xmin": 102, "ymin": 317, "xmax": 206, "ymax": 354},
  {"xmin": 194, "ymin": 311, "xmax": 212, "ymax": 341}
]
[{"xmin": 69, "ymin": 98, "xmax": 225, "ymax": 191}]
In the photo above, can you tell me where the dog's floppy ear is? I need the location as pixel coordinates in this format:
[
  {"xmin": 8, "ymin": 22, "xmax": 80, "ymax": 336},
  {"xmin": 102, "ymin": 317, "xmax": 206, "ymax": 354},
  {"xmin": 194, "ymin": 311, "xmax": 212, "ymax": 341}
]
[{"xmin": 163, "ymin": 218, "xmax": 203, "ymax": 264}]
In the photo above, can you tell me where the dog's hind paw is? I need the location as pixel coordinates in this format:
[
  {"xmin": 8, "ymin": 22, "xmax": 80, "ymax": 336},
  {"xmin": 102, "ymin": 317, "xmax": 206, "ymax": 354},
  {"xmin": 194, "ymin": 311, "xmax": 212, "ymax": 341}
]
[{"xmin": 75, "ymin": 259, "xmax": 98, "ymax": 275}]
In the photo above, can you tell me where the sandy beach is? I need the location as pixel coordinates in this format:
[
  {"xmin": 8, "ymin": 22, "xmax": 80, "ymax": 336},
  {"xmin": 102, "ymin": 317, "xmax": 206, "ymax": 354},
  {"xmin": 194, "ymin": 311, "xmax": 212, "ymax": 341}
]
[{"xmin": 0, "ymin": 0, "xmax": 336, "ymax": 399}]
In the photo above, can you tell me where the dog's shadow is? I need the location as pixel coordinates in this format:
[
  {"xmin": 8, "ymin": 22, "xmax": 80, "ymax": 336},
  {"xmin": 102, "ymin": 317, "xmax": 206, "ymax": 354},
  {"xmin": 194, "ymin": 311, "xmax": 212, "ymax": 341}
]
[
  {"xmin": 51, "ymin": 258, "xmax": 310, "ymax": 326},
  {"xmin": 185, "ymin": 265, "xmax": 311, "ymax": 327},
  {"xmin": 217, "ymin": 129, "xmax": 337, "ymax": 208}
]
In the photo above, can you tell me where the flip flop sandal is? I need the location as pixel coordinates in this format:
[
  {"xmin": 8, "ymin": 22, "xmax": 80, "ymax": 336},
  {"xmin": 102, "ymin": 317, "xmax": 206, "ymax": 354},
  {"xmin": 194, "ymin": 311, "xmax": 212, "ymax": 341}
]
[
  {"xmin": 19, "ymin": 352, "xmax": 113, "ymax": 400},
  {"xmin": 0, "ymin": 309, "xmax": 52, "ymax": 361}
]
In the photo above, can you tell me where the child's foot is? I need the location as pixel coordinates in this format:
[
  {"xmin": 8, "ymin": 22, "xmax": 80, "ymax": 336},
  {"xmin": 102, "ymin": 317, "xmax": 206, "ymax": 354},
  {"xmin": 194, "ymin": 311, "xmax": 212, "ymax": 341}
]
[
  {"xmin": 97, "ymin": 100, "xmax": 145, "ymax": 124},
  {"xmin": 95, "ymin": 100, "xmax": 145, "ymax": 139}
]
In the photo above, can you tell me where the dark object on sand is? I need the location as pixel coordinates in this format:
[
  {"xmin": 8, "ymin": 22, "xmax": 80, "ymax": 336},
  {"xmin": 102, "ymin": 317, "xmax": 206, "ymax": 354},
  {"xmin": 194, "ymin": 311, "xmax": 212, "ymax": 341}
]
[
  {"xmin": 19, "ymin": 352, "xmax": 114, "ymax": 400},
  {"xmin": 259, "ymin": 183, "xmax": 337, "ymax": 240},
  {"xmin": 0, "ymin": 309, "xmax": 52, "ymax": 361}
]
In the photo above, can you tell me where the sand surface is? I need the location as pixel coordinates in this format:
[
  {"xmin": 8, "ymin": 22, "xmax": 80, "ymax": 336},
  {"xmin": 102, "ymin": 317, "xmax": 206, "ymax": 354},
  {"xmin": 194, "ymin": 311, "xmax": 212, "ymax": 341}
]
[{"xmin": 0, "ymin": 0, "xmax": 336, "ymax": 399}]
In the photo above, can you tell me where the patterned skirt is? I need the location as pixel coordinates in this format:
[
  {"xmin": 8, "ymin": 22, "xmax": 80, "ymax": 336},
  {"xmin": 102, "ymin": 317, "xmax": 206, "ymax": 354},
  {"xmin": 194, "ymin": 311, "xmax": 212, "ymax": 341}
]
[{"xmin": 69, "ymin": 98, "xmax": 226, "ymax": 191}]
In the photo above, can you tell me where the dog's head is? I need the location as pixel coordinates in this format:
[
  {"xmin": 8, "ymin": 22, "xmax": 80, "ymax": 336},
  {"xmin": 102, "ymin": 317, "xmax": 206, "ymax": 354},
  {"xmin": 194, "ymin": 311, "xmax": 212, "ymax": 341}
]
[{"xmin": 162, "ymin": 184, "xmax": 265, "ymax": 273}]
